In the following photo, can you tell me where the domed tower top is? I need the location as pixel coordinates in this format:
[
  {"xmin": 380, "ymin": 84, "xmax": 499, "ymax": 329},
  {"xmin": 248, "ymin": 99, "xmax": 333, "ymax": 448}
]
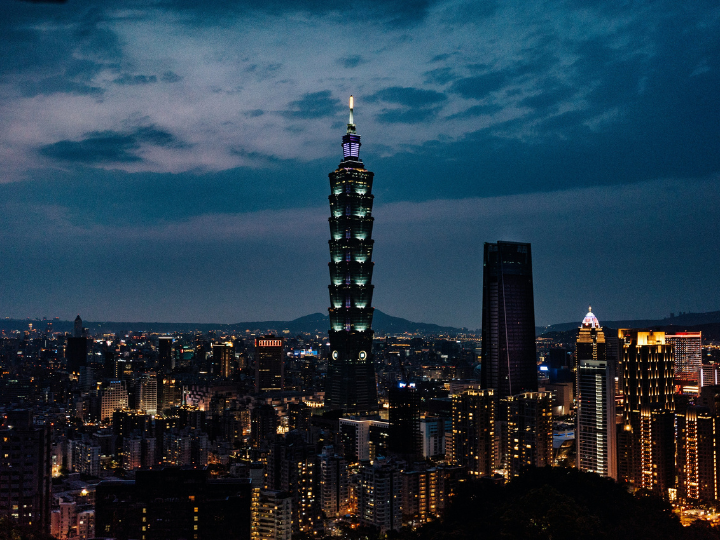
[{"xmin": 581, "ymin": 307, "xmax": 600, "ymax": 329}]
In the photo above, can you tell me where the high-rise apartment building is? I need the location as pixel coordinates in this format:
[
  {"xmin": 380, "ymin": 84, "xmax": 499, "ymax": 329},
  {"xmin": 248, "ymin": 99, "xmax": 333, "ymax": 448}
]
[
  {"xmin": 0, "ymin": 410, "xmax": 52, "ymax": 532},
  {"xmin": 576, "ymin": 309, "xmax": 617, "ymax": 479},
  {"xmin": 666, "ymin": 332, "xmax": 702, "ymax": 392},
  {"xmin": 419, "ymin": 417, "xmax": 446, "ymax": 458},
  {"xmin": 266, "ymin": 433, "xmax": 321, "ymax": 534},
  {"xmin": 357, "ymin": 461, "xmax": 402, "ymax": 533},
  {"xmin": 319, "ymin": 446, "xmax": 349, "ymax": 518},
  {"xmin": 505, "ymin": 392, "xmax": 553, "ymax": 476},
  {"xmin": 71, "ymin": 439, "xmax": 101, "ymax": 477},
  {"xmin": 618, "ymin": 330, "xmax": 675, "ymax": 495},
  {"xmin": 481, "ymin": 241, "xmax": 537, "ymax": 398},
  {"xmin": 136, "ymin": 373, "xmax": 158, "ymax": 416},
  {"xmin": 100, "ymin": 381, "xmax": 129, "ymax": 422},
  {"xmin": 251, "ymin": 490, "xmax": 292, "ymax": 540},
  {"xmin": 449, "ymin": 389, "xmax": 495, "ymax": 476},
  {"xmin": 339, "ymin": 418, "xmax": 389, "ymax": 462},
  {"xmin": 676, "ymin": 407, "xmax": 720, "ymax": 502},
  {"xmin": 254, "ymin": 336, "xmax": 284, "ymax": 393},
  {"xmin": 96, "ymin": 469, "xmax": 251, "ymax": 540},
  {"xmin": 325, "ymin": 97, "xmax": 379, "ymax": 417}
]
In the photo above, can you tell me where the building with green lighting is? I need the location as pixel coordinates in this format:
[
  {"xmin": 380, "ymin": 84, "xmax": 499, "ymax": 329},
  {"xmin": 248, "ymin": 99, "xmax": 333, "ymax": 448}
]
[{"xmin": 325, "ymin": 97, "xmax": 379, "ymax": 417}]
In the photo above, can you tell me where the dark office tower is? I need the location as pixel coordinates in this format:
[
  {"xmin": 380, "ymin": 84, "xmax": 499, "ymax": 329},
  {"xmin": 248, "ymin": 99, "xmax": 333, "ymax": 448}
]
[
  {"xmin": 618, "ymin": 330, "xmax": 675, "ymax": 495},
  {"xmin": 212, "ymin": 342, "xmax": 234, "ymax": 378},
  {"xmin": 0, "ymin": 410, "xmax": 51, "ymax": 532},
  {"xmin": 66, "ymin": 331, "xmax": 88, "ymax": 376},
  {"xmin": 450, "ymin": 389, "xmax": 496, "ymax": 476},
  {"xmin": 388, "ymin": 382, "xmax": 421, "ymax": 459},
  {"xmin": 251, "ymin": 404, "xmax": 278, "ymax": 448},
  {"xmin": 158, "ymin": 336, "xmax": 173, "ymax": 372},
  {"xmin": 326, "ymin": 96, "xmax": 379, "ymax": 417},
  {"xmin": 576, "ymin": 309, "xmax": 617, "ymax": 479},
  {"xmin": 481, "ymin": 241, "xmax": 537, "ymax": 398},
  {"xmin": 255, "ymin": 336, "xmax": 284, "ymax": 393},
  {"xmin": 74, "ymin": 314, "xmax": 83, "ymax": 337}
]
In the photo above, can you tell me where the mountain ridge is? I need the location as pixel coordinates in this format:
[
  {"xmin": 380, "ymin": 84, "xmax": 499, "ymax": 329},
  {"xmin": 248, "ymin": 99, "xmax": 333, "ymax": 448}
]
[{"xmin": 0, "ymin": 310, "xmax": 464, "ymax": 336}]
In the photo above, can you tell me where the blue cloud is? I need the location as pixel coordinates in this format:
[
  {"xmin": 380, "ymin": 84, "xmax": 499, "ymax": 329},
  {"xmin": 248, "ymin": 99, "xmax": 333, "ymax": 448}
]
[
  {"xmin": 368, "ymin": 86, "xmax": 446, "ymax": 107},
  {"xmin": 21, "ymin": 75, "xmax": 104, "ymax": 96},
  {"xmin": 376, "ymin": 107, "xmax": 441, "ymax": 124},
  {"xmin": 286, "ymin": 91, "xmax": 343, "ymax": 119},
  {"xmin": 39, "ymin": 126, "xmax": 186, "ymax": 164},
  {"xmin": 161, "ymin": 71, "xmax": 182, "ymax": 82},
  {"xmin": 449, "ymin": 72, "xmax": 509, "ymax": 99},
  {"xmin": 114, "ymin": 73, "xmax": 158, "ymax": 85},
  {"xmin": 338, "ymin": 55, "xmax": 364, "ymax": 68}
]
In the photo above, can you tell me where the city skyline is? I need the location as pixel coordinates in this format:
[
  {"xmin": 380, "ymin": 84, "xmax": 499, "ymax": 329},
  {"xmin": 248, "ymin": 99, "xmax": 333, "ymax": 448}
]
[{"xmin": 1, "ymin": 1, "xmax": 719, "ymax": 328}]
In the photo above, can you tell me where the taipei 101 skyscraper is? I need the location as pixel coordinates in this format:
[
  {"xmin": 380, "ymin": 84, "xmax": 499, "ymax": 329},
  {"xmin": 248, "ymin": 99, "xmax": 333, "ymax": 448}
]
[{"xmin": 325, "ymin": 96, "xmax": 379, "ymax": 417}]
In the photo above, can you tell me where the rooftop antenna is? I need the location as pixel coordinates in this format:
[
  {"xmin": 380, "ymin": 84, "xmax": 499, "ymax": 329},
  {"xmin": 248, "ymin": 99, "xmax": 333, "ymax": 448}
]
[{"xmin": 347, "ymin": 95, "xmax": 356, "ymax": 134}]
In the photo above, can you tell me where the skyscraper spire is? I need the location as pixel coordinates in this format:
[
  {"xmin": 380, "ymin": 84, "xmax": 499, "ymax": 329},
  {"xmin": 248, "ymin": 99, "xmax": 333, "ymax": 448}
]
[
  {"xmin": 325, "ymin": 98, "xmax": 379, "ymax": 417},
  {"xmin": 347, "ymin": 95, "xmax": 355, "ymax": 134}
]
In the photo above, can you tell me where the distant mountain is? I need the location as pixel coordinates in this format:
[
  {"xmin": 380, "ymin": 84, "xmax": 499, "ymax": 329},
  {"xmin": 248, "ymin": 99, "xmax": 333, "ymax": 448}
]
[
  {"xmin": 0, "ymin": 310, "xmax": 465, "ymax": 336},
  {"xmin": 539, "ymin": 310, "xmax": 720, "ymax": 335}
]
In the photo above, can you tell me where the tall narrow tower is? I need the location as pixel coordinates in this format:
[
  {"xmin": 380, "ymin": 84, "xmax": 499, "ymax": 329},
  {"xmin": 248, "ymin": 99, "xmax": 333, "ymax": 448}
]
[
  {"xmin": 576, "ymin": 308, "xmax": 616, "ymax": 479},
  {"xmin": 326, "ymin": 96, "xmax": 379, "ymax": 416},
  {"xmin": 480, "ymin": 241, "xmax": 537, "ymax": 398}
]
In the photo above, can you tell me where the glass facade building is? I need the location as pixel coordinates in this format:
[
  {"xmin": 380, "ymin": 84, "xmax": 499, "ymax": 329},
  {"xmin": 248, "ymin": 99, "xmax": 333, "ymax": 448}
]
[
  {"xmin": 576, "ymin": 309, "xmax": 617, "ymax": 479},
  {"xmin": 480, "ymin": 241, "xmax": 537, "ymax": 398},
  {"xmin": 325, "ymin": 98, "xmax": 379, "ymax": 416}
]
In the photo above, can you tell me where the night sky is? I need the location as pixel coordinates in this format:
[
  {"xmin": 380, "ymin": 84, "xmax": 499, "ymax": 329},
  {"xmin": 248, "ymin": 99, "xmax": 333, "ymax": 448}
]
[{"xmin": 1, "ymin": 0, "xmax": 719, "ymax": 328}]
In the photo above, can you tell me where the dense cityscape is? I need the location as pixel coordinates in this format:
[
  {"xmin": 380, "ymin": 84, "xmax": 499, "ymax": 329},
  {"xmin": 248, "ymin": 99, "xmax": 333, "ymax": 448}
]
[{"xmin": 2, "ymin": 100, "xmax": 720, "ymax": 540}]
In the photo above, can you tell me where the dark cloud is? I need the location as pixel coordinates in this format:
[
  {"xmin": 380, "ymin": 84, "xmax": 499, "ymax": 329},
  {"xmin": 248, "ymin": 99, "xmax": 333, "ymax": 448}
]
[
  {"xmin": 368, "ymin": 86, "xmax": 446, "ymax": 124},
  {"xmin": 286, "ymin": 90, "xmax": 343, "ymax": 119},
  {"xmin": 430, "ymin": 53, "xmax": 454, "ymax": 63},
  {"xmin": 369, "ymin": 86, "xmax": 447, "ymax": 107},
  {"xmin": 423, "ymin": 67, "xmax": 457, "ymax": 85},
  {"xmin": 21, "ymin": 75, "xmax": 104, "ymax": 97},
  {"xmin": 160, "ymin": 0, "xmax": 436, "ymax": 27},
  {"xmin": 338, "ymin": 55, "xmax": 364, "ymax": 68},
  {"xmin": 445, "ymin": 103, "xmax": 502, "ymax": 120},
  {"xmin": 161, "ymin": 71, "xmax": 182, "ymax": 83},
  {"xmin": 518, "ymin": 84, "xmax": 575, "ymax": 110},
  {"xmin": 40, "ymin": 133, "xmax": 143, "ymax": 164},
  {"xmin": 445, "ymin": 0, "xmax": 497, "ymax": 22},
  {"xmin": 244, "ymin": 109, "xmax": 265, "ymax": 118},
  {"xmin": 114, "ymin": 74, "xmax": 158, "ymax": 85},
  {"xmin": 39, "ymin": 126, "xmax": 186, "ymax": 164},
  {"xmin": 449, "ymin": 72, "xmax": 509, "ymax": 99},
  {"xmin": 376, "ymin": 107, "xmax": 441, "ymax": 124}
]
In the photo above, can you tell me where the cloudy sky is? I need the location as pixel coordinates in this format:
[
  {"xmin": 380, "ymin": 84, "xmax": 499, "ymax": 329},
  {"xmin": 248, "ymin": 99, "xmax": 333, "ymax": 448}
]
[{"xmin": 1, "ymin": 0, "xmax": 718, "ymax": 328}]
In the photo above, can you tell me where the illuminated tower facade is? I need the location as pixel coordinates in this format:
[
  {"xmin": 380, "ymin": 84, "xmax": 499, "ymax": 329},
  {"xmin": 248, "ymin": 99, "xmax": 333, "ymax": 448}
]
[
  {"xmin": 618, "ymin": 329, "xmax": 675, "ymax": 496},
  {"xmin": 576, "ymin": 308, "xmax": 617, "ymax": 479},
  {"xmin": 666, "ymin": 332, "xmax": 702, "ymax": 393},
  {"xmin": 326, "ymin": 96, "xmax": 379, "ymax": 416}
]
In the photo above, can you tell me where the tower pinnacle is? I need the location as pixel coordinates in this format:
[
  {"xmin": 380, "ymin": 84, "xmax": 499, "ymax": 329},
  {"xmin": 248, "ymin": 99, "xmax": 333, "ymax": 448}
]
[{"xmin": 347, "ymin": 95, "xmax": 356, "ymax": 134}]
